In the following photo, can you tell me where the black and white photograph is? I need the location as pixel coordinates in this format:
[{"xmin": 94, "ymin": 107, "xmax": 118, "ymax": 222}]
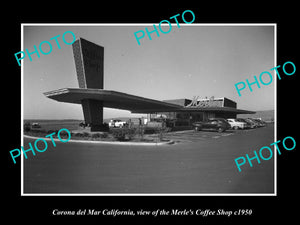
[
  {"xmin": 5, "ymin": 6, "xmax": 298, "ymax": 224},
  {"xmin": 21, "ymin": 24, "xmax": 275, "ymax": 195}
]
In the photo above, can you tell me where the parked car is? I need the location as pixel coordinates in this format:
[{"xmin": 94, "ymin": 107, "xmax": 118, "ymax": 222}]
[
  {"xmin": 252, "ymin": 119, "xmax": 266, "ymax": 127},
  {"xmin": 31, "ymin": 122, "xmax": 41, "ymax": 128},
  {"xmin": 109, "ymin": 119, "xmax": 127, "ymax": 128},
  {"xmin": 236, "ymin": 118, "xmax": 253, "ymax": 129},
  {"xmin": 246, "ymin": 118, "xmax": 261, "ymax": 128},
  {"xmin": 227, "ymin": 118, "xmax": 247, "ymax": 130},
  {"xmin": 240, "ymin": 118, "xmax": 256, "ymax": 129},
  {"xmin": 193, "ymin": 118, "xmax": 231, "ymax": 132}
]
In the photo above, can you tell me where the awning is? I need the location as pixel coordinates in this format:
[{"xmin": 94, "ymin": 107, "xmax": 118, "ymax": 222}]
[
  {"xmin": 44, "ymin": 88, "xmax": 182, "ymax": 112},
  {"xmin": 44, "ymin": 88, "xmax": 255, "ymax": 114}
]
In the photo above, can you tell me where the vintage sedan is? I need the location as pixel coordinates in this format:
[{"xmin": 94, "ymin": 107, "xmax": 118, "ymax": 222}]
[
  {"xmin": 227, "ymin": 118, "xmax": 248, "ymax": 130},
  {"xmin": 235, "ymin": 118, "xmax": 252, "ymax": 129},
  {"xmin": 193, "ymin": 118, "xmax": 231, "ymax": 132}
]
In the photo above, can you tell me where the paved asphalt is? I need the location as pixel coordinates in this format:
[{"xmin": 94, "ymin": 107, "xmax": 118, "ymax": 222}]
[{"xmin": 23, "ymin": 124, "xmax": 274, "ymax": 194}]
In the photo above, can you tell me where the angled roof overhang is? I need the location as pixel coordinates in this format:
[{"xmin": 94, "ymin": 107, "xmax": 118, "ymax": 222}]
[
  {"xmin": 179, "ymin": 106, "xmax": 255, "ymax": 114},
  {"xmin": 44, "ymin": 88, "xmax": 182, "ymax": 113},
  {"xmin": 44, "ymin": 88, "xmax": 255, "ymax": 114}
]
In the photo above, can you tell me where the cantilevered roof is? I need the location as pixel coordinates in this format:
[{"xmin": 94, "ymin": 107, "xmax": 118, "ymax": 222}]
[
  {"xmin": 178, "ymin": 106, "xmax": 255, "ymax": 114},
  {"xmin": 44, "ymin": 88, "xmax": 255, "ymax": 114},
  {"xmin": 44, "ymin": 88, "xmax": 182, "ymax": 113},
  {"xmin": 131, "ymin": 107, "xmax": 255, "ymax": 114}
]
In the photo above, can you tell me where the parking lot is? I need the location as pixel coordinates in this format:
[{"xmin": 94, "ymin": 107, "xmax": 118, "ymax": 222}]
[
  {"xmin": 165, "ymin": 129, "xmax": 235, "ymax": 143},
  {"xmin": 164, "ymin": 126, "xmax": 263, "ymax": 143},
  {"xmin": 24, "ymin": 123, "xmax": 275, "ymax": 194}
]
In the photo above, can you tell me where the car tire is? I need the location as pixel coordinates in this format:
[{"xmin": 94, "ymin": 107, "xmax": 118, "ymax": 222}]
[
  {"xmin": 217, "ymin": 127, "xmax": 224, "ymax": 132},
  {"xmin": 233, "ymin": 126, "xmax": 239, "ymax": 130}
]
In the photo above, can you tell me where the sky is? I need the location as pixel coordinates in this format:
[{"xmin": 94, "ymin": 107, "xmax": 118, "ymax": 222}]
[{"xmin": 23, "ymin": 24, "xmax": 275, "ymax": 120}]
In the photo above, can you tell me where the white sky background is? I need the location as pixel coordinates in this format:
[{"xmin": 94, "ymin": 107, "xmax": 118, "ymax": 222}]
[{"xmin": 23, "ymin": 24, "xmax": 275, "ymax": 120}]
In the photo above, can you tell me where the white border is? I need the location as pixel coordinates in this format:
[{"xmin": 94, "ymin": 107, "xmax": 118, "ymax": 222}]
[
  {"xmin": 21, "ymin": 25, "xmax": 24, "ymax": 195},
  {"xmin": 274, "ymin": 24, "xmax": 277, "ymax": 196},
  {"xmin": 21, "ymin": 23, "xmax": 277, "ymax": 196}
]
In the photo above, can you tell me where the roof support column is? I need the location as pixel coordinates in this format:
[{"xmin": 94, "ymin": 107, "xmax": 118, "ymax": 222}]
[
  {"xmin": 81, "ymin": 99, "xmax": 103, "ymax": 131},
  {"xmin": 72, "ymin": 38, "xmax": 105, "ymax": 131}
]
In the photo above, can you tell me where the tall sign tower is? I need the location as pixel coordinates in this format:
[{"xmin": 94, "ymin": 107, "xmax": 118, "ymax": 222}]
[{"xmin": 72, "ymin": 38, "xmax": 104, "ymax": 131}]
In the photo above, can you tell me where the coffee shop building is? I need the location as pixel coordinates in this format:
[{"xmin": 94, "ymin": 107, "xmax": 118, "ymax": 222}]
[
  {"xmin": 145, "ymin": 97, "xmax": 255, "ymax": 127},
  {"xmin": 44, "ymin": 38, "xmax": 255, "ymax": 131}
]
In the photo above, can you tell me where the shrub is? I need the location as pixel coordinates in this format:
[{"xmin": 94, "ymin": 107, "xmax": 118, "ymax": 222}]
[
  {"xmin": 24, "ymin": 122, "xmax": 31, "ymax": 132},
  {"xmin": 74, "ymin": 133, "xmax": 84, "ymax": 138},
  {"xmin": 144, "ymin": 127, "xmax": 159, "ymax": 134},
  {"xmin": 136, "ymin": 126, "xmax": 145, "ymax": 139},
  {"xmin": 47, "ymin": 129, "xmax": 59, "ymax": 135},
  {"xmin": 82, "ymin": 132, "xmax": 90, "ymax": 137},
  {"xmin": 58, "ymin": 130, "xmax": 70, "ymax": 138},
  {"xmin": 100, "ymin": 132, "xmax": 108, "ymax": 138},
  {"xmin": 91, "ymin": 132, "xmax": 109, "ymax": 139},
  {"xmin": 111, "ymin": 129, "xmax": 126, "ymax": 141},
  {"xmin": 111, "ymin": 128, "xmax": 136, "ymax": 141},
  {"xmin": 91, "ymin": 133, "xmax": 101, "ymax": 139},
  {"xmin": 156, "ymin": 127, "xmax": 171, "ymax": 141},
  {"xmin": 31, "ymin": 129, "xmax": 47, "ymax": 134}
]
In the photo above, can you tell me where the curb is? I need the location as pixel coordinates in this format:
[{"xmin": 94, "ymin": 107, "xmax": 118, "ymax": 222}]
[{"xmin": 23, "ymin": 135, "xmax": 175, "ymax": 146}]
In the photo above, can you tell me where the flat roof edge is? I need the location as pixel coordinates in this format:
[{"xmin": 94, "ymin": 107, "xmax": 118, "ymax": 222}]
[
  {"xmin": 44, "ymin": 88, "xmax": 183, "ymax": 109},
  {"xmin": 44, "ymin": 88, "xmax": 255, "ymax": 114}
]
